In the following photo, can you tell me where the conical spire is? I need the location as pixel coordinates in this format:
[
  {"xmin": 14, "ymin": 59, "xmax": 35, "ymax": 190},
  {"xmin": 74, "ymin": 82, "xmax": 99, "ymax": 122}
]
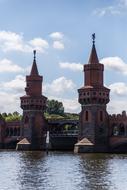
[
  {"xmin": 88, "ymin": 33, "xmax": 99, "ymax": 64},
  {"xmin": 30, "ymin": 50, "xmax": 39, "ymax": 75}
]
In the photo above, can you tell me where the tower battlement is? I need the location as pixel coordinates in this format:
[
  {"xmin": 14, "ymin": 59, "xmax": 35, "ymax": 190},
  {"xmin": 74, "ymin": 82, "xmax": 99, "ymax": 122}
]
[{"xmin": 109, "ymin": 111, "xmax": 127, "ymax": 121}]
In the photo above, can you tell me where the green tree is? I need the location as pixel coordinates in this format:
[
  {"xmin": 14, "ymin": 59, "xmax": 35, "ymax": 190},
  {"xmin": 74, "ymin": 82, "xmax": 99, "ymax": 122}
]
[
  {"xmin": 3, "ymin": 111, "xmax": 22, "ymax": 122},
  {"xmin": 2, "ymin": 112, "xmax": 7, "ymax": 118},
  {"xmin": 46, "ymin": 99, "xmax": 64, "ymax": 115},
  {"xmin": 13, "ymin": 111, "xmax": 19, "ymax": 116},
  {"xmin": 8, "ymin": 113, "xmax": 12, "ymax": 117}
]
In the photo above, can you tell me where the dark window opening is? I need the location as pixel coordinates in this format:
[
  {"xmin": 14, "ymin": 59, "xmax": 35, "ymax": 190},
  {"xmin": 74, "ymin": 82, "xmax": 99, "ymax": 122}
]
[
  {"xmin": 119, "ymin": 125, "xmax": 125, "ymax": 136},
  {"xmin": 85, "ymin": 111, "xmax": 89, "ymax": 121},
  {"xmin": 24, "ymin": 116, "xmax": 29, "ymax": 124},
  {"xmin": 100, "ymin": 111, "xmax": 103, "ymax": 121}
]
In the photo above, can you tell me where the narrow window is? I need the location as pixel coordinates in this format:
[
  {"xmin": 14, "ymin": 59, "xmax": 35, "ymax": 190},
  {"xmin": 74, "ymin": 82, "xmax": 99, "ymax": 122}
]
[
  {"xmin": 85, "ymin": 111, "xmax": 89, "ymax": 121},
  {"xmin": 24, "ymin": 116, "xmax": 29, "ymax": 124},
  {"xmin": 100, "ymin": 111, "xmax": 103, "ymax": 121}
]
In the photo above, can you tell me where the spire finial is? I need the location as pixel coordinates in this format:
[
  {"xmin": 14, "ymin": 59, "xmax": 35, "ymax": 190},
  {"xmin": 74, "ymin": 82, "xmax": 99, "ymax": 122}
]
[
  {"xmin": 30, "ymin": 50, "xmax": 39, "ymax": 75},
  {"xmin": 33, "ymin": 50, "xmax": 36, "ymax": 61},
  {"xmin": 88, "ymin": 33, "xmax": 99, "ymax": 64},
  {"xmin": 92, "ymin": 33, "xmax": 95, "ymax": 44}
]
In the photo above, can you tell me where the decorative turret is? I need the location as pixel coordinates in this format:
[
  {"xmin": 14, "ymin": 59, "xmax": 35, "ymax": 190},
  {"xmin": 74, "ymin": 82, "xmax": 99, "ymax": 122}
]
[
  {"xmin": 24, "ymin": 50, "xmax": 43, "ymax": 97},
  {"xmin": 18, "ymin": 50, "xmax": 47, "ymax": 150},
  {"xmin": 76, "ymin": 34, "xmax": 110, "ymax": 153},
  {"xmin": 78, "ymin": 34, "xmax": 110, "ymax": 106},
  {"xmin": 21, "ymin": 50, "xmax": 46, "ymax": 111}
]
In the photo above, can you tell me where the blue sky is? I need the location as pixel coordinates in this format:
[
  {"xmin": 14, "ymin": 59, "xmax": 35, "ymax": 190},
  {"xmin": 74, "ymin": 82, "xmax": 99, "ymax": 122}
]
[{"xmin": 0, "ymin": 0, "xmax": 127, "ymax": 114}]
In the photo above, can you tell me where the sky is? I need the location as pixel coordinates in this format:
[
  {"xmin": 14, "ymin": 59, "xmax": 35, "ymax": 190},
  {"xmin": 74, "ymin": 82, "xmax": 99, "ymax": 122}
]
[{"xmin": 0, "ymin": 0, "xmax": 127, "ymax": 114}]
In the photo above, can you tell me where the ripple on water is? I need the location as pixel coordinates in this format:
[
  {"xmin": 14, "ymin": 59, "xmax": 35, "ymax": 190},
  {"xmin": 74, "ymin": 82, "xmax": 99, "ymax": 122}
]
[{"xmin": 0, "ymin": 151, "xmax": 127, "ymax": 190}]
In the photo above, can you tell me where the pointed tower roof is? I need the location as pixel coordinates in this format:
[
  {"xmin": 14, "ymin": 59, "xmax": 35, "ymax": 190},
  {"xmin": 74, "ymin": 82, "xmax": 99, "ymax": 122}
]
[
  {"xmin": 30, "ymin": 50, "xmax": 39, "ymax": 75},
  {"xmin": 88, "ymin": 33, "xmax": 99, "ymax": 64}
]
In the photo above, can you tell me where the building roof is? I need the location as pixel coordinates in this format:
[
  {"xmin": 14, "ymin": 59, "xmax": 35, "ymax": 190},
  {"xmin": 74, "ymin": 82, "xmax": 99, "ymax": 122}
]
[
  {"xmin": 75, "ymin": 138, "xmax": 94, "ymax": 146},
  {"xmin": 17, "ymin": 138, "xmax": 31, "ymax": 144},
  {"xmin": 88, "ymin": 43, "xmax": 99, "ymax": 64},
  {"xmin": 30, "ymin": 50, "xmax": 39, "ymax": 76}
]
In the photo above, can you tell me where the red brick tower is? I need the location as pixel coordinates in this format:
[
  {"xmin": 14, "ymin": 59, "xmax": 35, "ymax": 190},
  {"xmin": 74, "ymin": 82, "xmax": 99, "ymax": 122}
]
[
  {"xmin": 78, "ymin": 34, "xmax": 110, "ymax": 152},
  {"xmin": 19, "ymin": 50, "xmax": 47, "ymax": 150}
]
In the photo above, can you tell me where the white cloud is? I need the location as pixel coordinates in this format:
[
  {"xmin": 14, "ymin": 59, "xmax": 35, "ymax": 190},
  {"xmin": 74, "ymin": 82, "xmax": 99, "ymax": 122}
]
[
  {"xmin": 0, "ymin": 92, "xmax": 21, "ymax": 113},
  {"xmin": 53, "ymin": 41, "xmax": 64, "ymax": 50},
  {"xmin": 29, "ymin": 38, "xmax": 49, "ymax": 52},
  {"xmin": 50, "ymin": 32, "xmax": 65, "ymax": 50},
  {"xmin": 2, "ymin": 75, "xmax": 25, "ymax": 93},
  {"xmin": 109, "ymin": 82, "xmax": 127, "ymax": 96},
  {"xmin": 94, "ymin": 6, "xmax": 121, "ymax": 17},
  {"xmin": 0, "ymin": 75, "xmax": 79, "ymax": 113},
  {"xmin": 59, "ymin": 57, "xmax": 127, "ymax": 74},
  {"xmin": 0, "ymin": 31, "xmax": 24, "ymax": 52},
  {"xmin": 44, "ymin": 76, "xmax": 76, "ymax": 96},
  {"xmin": 59, "ymin": 62, "xmax": 83, "ymax": 72},
  {"xmin": 43, "ymin": 77, "xmax": 79, "ymax": 113},
  {"xmin": 0, "ymin": 58, "xmax": 24, "ymax": 73},
  {"xmin": 62, "ymin": 98, "xmax": 80, "ymax": 113},
  {"xmin": 0, "ymin": 75, "xmax": 25, "ymax": 113},
  {"xmin": 93, "ymin": 0, "xmax": 127, "ymax": 17},
  {"xmin": 0, "ymin": 30, "xmax": 49, "ymax": 53},
  {"xmin": 107, "ymin": 81, "xmax": 127, "ymax": 114},
  {"xmin": 108, "ymin": 99, "xmax": 127, "ymax": 114},
  {"xmin": 100, "ymin": 57, "xmax": 127, "ymax": 75},
  {"xmin": 49, "ymin": 32, "xmax": 63, "ymax": 40}
]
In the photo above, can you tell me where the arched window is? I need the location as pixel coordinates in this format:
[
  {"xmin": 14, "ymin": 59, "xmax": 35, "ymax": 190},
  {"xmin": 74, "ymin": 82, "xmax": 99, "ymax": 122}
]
[
  {"xmin": 17, "ymin": 128, "xmax": 20, "ymax": 136},
  {"xmin": 24, "ymin": 116, "xmax": 29, "ymax": 124},
  {"xmin": 119, "ymin": 124, "xmax": 125, "ymax": 136},
  {"xmin": 14, "ymin": 128, "xmax": 17, "ymax": 136},
  {"xmin": 10, "ymin": 128, "xmax": 13, "ymax": 136},
  {"xmin": 5, "ymin": 128, "xmax": 9, "ymax": 137},
  {"xmin": 100, "ymin": 111, "xmax": 103, "ymax": 122},
  {"xmin": 85, "ymin": 111, "xmax": 89, "ymax": 121},
  {"xmin": 113, "ymin": 125, "xmax": 119, "ymax": 136}
]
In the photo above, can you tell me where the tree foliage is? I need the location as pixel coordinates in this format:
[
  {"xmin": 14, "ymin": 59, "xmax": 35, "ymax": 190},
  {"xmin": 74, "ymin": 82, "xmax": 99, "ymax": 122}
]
[
  {"xmin": 1, "ymin": 112, "xmax": 22, "ymax": 122},
  {"xmin": 2, "ymin": 112, "xmax": 7, "ymax": 118},
  {"xmin": 46, "ymin": 99, "xmax": 64, "ymax": 115},
  {"xmin": 13, "ymin": 111, "xmax": 19, "ymax": 116}
]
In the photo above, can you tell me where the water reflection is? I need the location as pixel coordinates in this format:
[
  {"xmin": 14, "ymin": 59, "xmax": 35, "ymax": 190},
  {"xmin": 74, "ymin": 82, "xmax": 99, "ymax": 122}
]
[
  {"xmin": 79, "ymin": 154, "xmax": 112, "ymax": 190},
  {"xmin": 18, "ymin": 151, "xmax": 46, "ymax": 190},
  {"xmin": 0, "ymin": 151, "xmax": 127, "ymax": 190},
  {"xmin": 18, "ymin": 151, "xmax": 85, "ymax": 190}
]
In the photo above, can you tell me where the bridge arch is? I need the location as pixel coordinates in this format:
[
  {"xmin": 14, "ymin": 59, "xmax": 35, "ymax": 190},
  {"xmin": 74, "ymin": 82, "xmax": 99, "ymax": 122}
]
[
  {"xmin": 119, "ymin": 123, "xmax": 125, "ymax": 136},
  {"xmin": 48, "ymin": 119, "xmax": 79, "ymax": 134},
  {"xmin": 112, "ymin": 123, "xmax": 119, "ymax": 136},
  {"xmin": 111, "ymin": 123, "xmax": 126, "ymax": 136}
]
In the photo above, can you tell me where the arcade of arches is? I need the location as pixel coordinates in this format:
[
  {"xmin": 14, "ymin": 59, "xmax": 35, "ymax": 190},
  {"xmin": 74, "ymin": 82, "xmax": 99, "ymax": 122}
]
[
  {"xmin": 111, "ymin": 123, "xmax": 127, "ymax": 137},
  {"xmin": 5, "ymin": 127, "xmax": 20, "ymax": 137}
]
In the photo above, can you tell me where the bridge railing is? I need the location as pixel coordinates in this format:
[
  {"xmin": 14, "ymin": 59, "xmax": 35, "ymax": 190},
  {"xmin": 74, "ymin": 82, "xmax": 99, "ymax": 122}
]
[{"xmin": 50, "ymin": 130, "xmax": 79, "ymax": 137}]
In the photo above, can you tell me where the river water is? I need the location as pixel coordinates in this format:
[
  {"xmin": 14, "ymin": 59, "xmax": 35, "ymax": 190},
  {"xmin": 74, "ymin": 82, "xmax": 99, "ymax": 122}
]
[{"xmin": 0, "ymin": 151, "xmax": 127, "ymax": 190}]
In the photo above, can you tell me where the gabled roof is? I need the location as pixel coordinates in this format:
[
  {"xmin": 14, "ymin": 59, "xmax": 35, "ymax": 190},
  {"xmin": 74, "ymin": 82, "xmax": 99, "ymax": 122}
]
[{"xmin": 17, "ymin": 138, "xmax": 31, "ymax": 144}]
